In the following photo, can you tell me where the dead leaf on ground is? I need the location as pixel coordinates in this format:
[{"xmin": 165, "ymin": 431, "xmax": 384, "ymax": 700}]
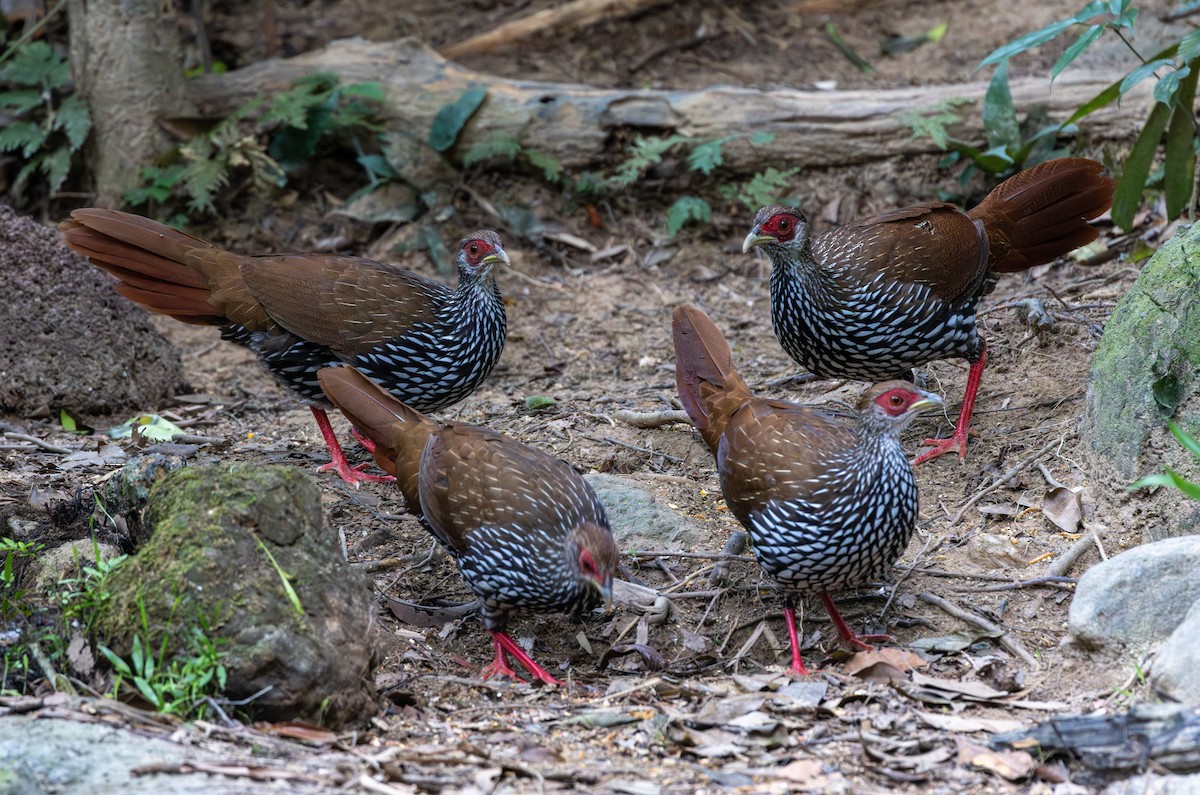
[
  {"xmin": 1042, "ymin": 487, "xmax": 1083, "ymax": 532},
  {"xmin": 767, "ymin": 758, "xmax": 827, "ymax": 786},
  {"xmin": 598, "ymin": 643, "xmax": 666, "ymax": 671},
  {"xmin": 845, "ymin": 648, "xmax": 928, "ymax": 682},
  {"xmin": 956, "ymin": 738, "xmax": 1037, "ymax": 780},
  {"xmin": 915, "ymin": 710, "xmax": 1025, "ymax": 734},
  {"xmin": 254, "ymin": 720, "xmax": 338, "ymax": 745}
]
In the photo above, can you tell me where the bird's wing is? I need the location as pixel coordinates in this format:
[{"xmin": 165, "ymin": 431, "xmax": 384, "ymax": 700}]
[
  {"xmin": 239, "ymin": 255, "xmax": 446, "ymax": 355},
  {"xmin": 817, "ymin": 202, "xmax": 991, "ymax": 306}
]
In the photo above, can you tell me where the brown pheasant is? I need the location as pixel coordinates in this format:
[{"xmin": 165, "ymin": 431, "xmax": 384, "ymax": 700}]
[
  {"xmin": 743, "ymin": 157, "xmax": 1114, "ymax": 464},
  {"xmin": 674, "ymin": 305, "xmax": 940, "ymax": 674},
  {"xmin": 317, "ymin": 366, "xmax": 617, "ymax": 685},
  {"xmin": 60, "ymin": 209, "xmax": 508, "ymax": 484}
]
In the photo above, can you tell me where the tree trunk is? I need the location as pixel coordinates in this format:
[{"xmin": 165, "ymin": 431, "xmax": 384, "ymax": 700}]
[
  {"xmin": 68, "ymin": 0, "xmax": 195, "ymax": 207},
  {"xmin": 187, "ymin": 37, "xmax": 1152, "ymax": 175}
]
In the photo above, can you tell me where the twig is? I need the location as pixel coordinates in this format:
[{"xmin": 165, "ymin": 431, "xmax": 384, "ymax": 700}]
[
  {"xmin": 2, "ymin": 432, "xmax": 72, "ymax": 454},
  {"xmin": 917, "ymin": 592, "xmax": 1039, "ymax": 669},
  {"xmin": 708, "ymin": 531, "xmax": 747, "ymax": 586},
  {"xmin": 589, "ymin": 435, "xmax": 684, "ymax": 463},
  {"xmin": 612, "ymin": 409, "xmax": 691, "ymax": 428},
  {"xmin": 947, "ymin": 437, "xmax": 1064, "ymax": 526},
  {"xmin": 629, "ymin": 549, "xmax": 755, "ymax": 562},
  {"xmin": 1045, "ymin": 531, "xmax": 1099, "ymax": 578},
  {"xmin": 947, "ymin": 576, "xmax": 1076, "ymax": 593}
]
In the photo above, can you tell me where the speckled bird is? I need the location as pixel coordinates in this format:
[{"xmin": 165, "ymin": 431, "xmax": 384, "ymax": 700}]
[
  {"xmin": 743, "ymin": 157, "xmax": 1114, "ymax": 464},
  {"xmin": 60, "ymin": 209, "xmax": 509, "ymax": 485},
  {"xmin": 317, "ymin": 366, "xmax": 617, "ymax": 685},
  {"xmin": 673, "ymin": 305, "xmax": 941, "ymax": 674}
]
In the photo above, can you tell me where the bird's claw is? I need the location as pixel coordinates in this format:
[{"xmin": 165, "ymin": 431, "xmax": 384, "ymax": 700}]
[
  {"xmin": 912, "ymin": 433, "xmax": 968, "ymax": 466},
  {"xmin": 318, "ymin": 459, "xmax": 395, "ymax": 486}
]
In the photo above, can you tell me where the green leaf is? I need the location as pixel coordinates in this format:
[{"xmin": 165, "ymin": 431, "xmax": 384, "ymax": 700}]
[
  {"xmin": 665, "ymin": 195, "xmax": 711, "ymax": 237},
  {"xmin": 1163, "ymin": 65, "xmax": 1198, "ymax": 220},
  {"xmin": 0, "ymin": 89, "xmax": 43, "ymax": 114},
  {"xmin": 54, "ymin": 93, "xmax": 92, "ymax": 151},
  {"xmin": 1120, "ymin": 58, "xmax": 1175, "ymax": 97},
  {"xmin": 1130, "ymin": 470, "xmax": 1200, "ymax": 501},
  {"xmin": 1152, "ymin": 373, "xmax": 1184, "ymax": 418},
  {"xmin": 0, "ymin": 120, "xmax": 46, "ymax": 158},
  {"xmin": 341, "ymin": 81, "xmax": 386, "ymax": 102},
  {"xmin": 59, "ymin": 409, "xmax": 77, "ymax": 432},
  {"xmin": 982, "ymin": 61, "xmax": 1020, "ymax": 150},
  {"xmin": 133, "ymin": 676, "xmax": 161, "ymax": 708},
  {"xmin": 524, "ymin": 395, "xmax": 558, "ymax": 411},
  {"xmin": 0, "ymin": 41, "xmax": 69, "ymax": 89},
  {"xmin": 687, "ymin": 138, "xmax": 724, "ymax": 175},
  {"xmin": 98, "ymin": 645, "xmax": 132, "ymax": 676},
  {"xmin": 1168, "ymin": 421, "xmax": 1200, "ymax": 461},
  {"xmin": 1112, "ymin": 101, "xmax": 1170, "ymax": 230},
  {"xmin": 428, "ymin": 85, "xmax": 487, "ymax": 152},
  {"xmin": 978, "ymin": 17, "xmax": 1079, "ymax": 70},
  {"xmin": 1052, "ymin": 24, "xmax": 1103, "ymax": 81},
  {"xmin": 524, "ymin": 150, "xmax": 562, "ymax": 182},
  {"xmin": 462, "ymin": 131, "xmax": 521, "ymax": 166},
  {"xmin": 825, "ymin": 22, "xmax": 873, "ymax": 73},
  {"xmin": 748, "ymin": 132, "xmax": 776, "ymax": 146},
  {"xmin": 40, "ymin": 146, "xmax": 71, "ymax": 193},
  {"xmin": 1154, "ymin": 67, "xmax": 1189, "ymax": 106}
]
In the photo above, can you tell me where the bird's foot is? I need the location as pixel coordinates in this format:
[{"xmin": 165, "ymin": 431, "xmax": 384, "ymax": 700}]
[
  {"xmin": 350, "ymin": 427, "xmax": 377, "ymax": 454},
  {"xmin": 488, "ymin": 632, "xmax": 563, "ymax": 686},
  {"xmin": 783, "ymin": 607, "xmax": 811, "ymax": 676},
  {"xmin": 318, "ymin": 458, "xmax": 395, "ymax": 486},
  {"xmin": 912, "ymin": 431, "xmax": 968, "ymax": 466}
]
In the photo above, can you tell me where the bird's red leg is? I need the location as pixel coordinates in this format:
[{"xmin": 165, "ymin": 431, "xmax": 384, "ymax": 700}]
[
  {"xmin": 350, "ymin": 426, "xmax": 377, "ymax": 453},
  {"xmin": 782, "ymin": 607, "xmax": 810, "ymax": 676},
  {"xmin": 485, "ymin": 631, "xmax": 562, "ymax": 686},
  {"xmin": 311, "ymin": 408, "xmax": 393, "ymax": 485},
  {"xmin": 914, "ymin": 343, "xmax": 987, "ymax": 466},
  {"xmin": 819, "ymin": 593, "xmax": 884, "ymax": 650}
]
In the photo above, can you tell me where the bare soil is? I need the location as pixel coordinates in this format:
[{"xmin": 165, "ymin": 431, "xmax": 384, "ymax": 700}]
[{"xmin": 1, "ymin": 0, "xmax": 1185, "ymax": 792}]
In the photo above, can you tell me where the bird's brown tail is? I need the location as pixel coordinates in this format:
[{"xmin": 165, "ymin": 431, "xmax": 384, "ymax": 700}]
[
  {"xmin": 968, "ymin": 157, "xmax": 1115, "ymax": 273},
  {"xmin": 672, "ymin": 305, "xmax": 753, "ymax": 453},
  {"xmin": 60, "ymin": 208, "xmax": 240, "ymax": 325},
  {"xmin": 317, "ymin": 366, "xmax": 434, "ymax": 491}
]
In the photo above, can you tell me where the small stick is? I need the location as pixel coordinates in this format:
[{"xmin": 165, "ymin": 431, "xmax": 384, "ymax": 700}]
[
  {"xmin": 948, "ymin": 577, "xmax": 1076, "ymax": 593},
  {"xmin": 612, "ymin": 409, "xmax": 691, "ymax": 428},
  {"xmin": 708, "ymin": 531, "xmax": 748, "ymax": 586},
  {"xmin": 947, "ymin": 437, "xmax": 1064, "ymax": 526},
  {"xmin": 629, "ymin": 549, "xmax": 755, "ymax": 562},
  {"xmin": 917, "ymin": 592, "xmax": 1039, "ymax": 669},
  {"xmin": 2, "ymin": 432, "xmax": 72, "ymax": 454},
  {"xmin": 1044, "ymin": 531, "xmax": 1097, "ymax": 578}
]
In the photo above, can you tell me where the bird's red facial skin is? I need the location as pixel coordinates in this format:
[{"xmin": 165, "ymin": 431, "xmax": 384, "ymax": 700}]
[
  {"xmin": 463, "ymin": 239, "xmax": 496, "ymax": 266},
  {"xmin": 760, "ymin": 213, "xmax": 801, "ymax": 243},
  {"xmin": 579, "ymin": 548, "xmax": 600, "ymax": 581},
  {"xmin": 875, "ymin": 387, "xmax": 921, "ymax": 417}
]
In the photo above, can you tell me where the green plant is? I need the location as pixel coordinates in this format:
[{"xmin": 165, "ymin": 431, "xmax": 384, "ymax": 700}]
[
  {"xmin": 98, "ymin": 617, "xmax": 228, "ymax": 718},
  {"xmin": 57, "ymin": 542, "xmax": 128, "ymax": 633},
  {"xmin": 124, "ymin": 72, "xmax": 387, "ymax": 218},
  {"xmin": 1130, "ymin": 421, "xmax": 1200, "ymax": 499},
  {"xmin": 976, "ymin": 0, "xmax": 1200, "ymax": 228},
  {"xmin": 0, "ymin": 39, "xmax": 92, "ymax": 201},
  {"xmin": 463, "ymin": 131, "xmax": 563, "ymax": 182},
  {"xmin": 0, "ymin": 537, "xmax": 44, "ymax": 618}
]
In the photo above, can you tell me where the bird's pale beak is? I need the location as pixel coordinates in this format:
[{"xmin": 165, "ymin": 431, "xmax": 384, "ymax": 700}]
[
  {"xmin": 598, "ymin": 579, "xmax": 614, "ymax": 612},
  {"xmin": 482, "ymin": 248, "xmax": 510, "ymax": 268},
  {"xmin": 909, "ymin": 392, "xmax": 945, "ymax": 413},
  {"xmin": 742, "ymin": 229, "xmax": 774, "ymax": 253}
]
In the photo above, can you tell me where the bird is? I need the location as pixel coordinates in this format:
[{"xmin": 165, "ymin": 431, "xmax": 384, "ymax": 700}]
[
  {"xmin": 316, "ymin": 365, "xmax": 618, "ymax": 685},
  {"xmin": 673, "ymin": 304, "xmax": 941, "ymax": 675},
  {"xmin": 742, "ymin": 157, "xmax": 1114, "ymax": 464},
  {"xmin": 60, "ymin": 209, "xmax": 509, "ymax": 485}
]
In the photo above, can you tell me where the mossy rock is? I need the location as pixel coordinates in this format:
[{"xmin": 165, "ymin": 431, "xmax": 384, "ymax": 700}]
[
  {"xmin": 1080, "ymin": 223, "xmax": 1200, "ymax": 541},
  {"xmin": 92, "ymin": 463, "xmax": 377, "ymax": 726}
]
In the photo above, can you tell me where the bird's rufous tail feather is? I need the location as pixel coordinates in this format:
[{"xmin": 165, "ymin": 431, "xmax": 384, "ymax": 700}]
[{"xmin": 672, "ymin": 305, "xmax": 753, "ymax": 453}]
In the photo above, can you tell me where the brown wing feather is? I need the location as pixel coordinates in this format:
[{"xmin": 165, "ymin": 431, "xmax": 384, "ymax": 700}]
[
  {"xmin": 672, "ymin": 305, "xmax": 753, "ymax": 454},
  {"xmin": 718, "ymin": 399, "xmax": 854, "ymax": 523},
  {"xmin": 315, "ymin": 366, "xmax": 435, "ymax": 507},
  {"xmin": 816, "ymin": 204, "xmax": 990, "ymax": 306},
  {"xmin": 240, "ymin": 255, "xmax": 444, "ymax": 355}
]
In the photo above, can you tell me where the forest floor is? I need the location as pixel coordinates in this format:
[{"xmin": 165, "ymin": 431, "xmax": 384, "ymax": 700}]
[{"xmin": 1, "ymin": 0, "xmax": 1191, "ymax": 792}]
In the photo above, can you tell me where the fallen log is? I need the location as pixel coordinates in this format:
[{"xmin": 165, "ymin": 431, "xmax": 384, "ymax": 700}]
[{"xmin": 187, "ymin": 37, "xmax": 1152, "ymax": 176}]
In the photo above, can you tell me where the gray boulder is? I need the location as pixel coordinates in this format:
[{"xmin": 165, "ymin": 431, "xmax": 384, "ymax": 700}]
[
  {"xmin": 0, "ymin": 205, "xmax": 184, "ymax": 417},
  {"xmin": 587, "ymin": 473, "xmax": 710, "ymax": 551},
  {"xmin": 1149, "ymin": 599, "xmax": 1200, "ymax": 706}
]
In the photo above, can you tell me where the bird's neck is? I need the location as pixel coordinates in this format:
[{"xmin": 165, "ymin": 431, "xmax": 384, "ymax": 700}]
[
  {"xmin": 450, "ymin": 276, "xmax": 506, "ymax": 328},
  {"xmin": 768, "ymin": 243, "xmax": 840, "ymax": 302}
]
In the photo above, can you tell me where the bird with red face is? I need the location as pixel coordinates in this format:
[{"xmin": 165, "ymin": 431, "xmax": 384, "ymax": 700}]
[
  {"xmin": 318, "ymin": 366, "xmax": 618, "ymax": 686},
  {"xmin": 673, "ymin": 304, "xmax": 941, "ymax": 674},
  {"xmin": 743, "ymin": 158, "xmax": 1114, "ymax": 464},
  {"xmin": 61, "ymin": 209, "xmax": 509, "ymax": 484}
]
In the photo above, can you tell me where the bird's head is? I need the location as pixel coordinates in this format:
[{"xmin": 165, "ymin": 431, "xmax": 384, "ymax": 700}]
[
  {"xmin": 743, "ymin": 205, "xmax": 810, "ymax": 255},
  {"xmin": 457, "ymin": 230, "xmax": 509, "ymax": 281},
  {"xmin": 858, "ymin": 381, "xmax": 943, "ymax": 435},
  {"xmin": 570, "ymin": 521, "xmax": 618, "ymax": 611}
]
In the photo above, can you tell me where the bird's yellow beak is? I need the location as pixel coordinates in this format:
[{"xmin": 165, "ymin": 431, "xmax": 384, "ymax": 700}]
[
  {"xmin": 910, "ymin": 392, "xmax": 945, "ymax": 413},
  {"xmin": 742, "ymin": 230, "xmax": 774, "ymax": 253},
  {"xmin": 483, "ymin": 248, "xmax": 511, "ymax": 267},
  {"xmin": 598, "ymin": 579, "xmax": 614, "ymax": 612}
]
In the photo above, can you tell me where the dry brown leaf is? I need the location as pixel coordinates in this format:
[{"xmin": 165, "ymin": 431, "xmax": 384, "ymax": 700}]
[
  {"xmin": 915, "ymin": 710, "xmax": 1025, "ymax": 734},
  {"xmin": 254, "ymin": 720, "xmax": 338, "ymax": 745},
  {"xmin": 1042, "ymin": 487, "xmax": 1083, "ymax": 532},
  {"xmin": 768, "ymin": 758, "xmax": 827, "ymax": 785},
  {"xmin": 956, "ymin": 739, "xmax": 1037, "ymax": 780},
  {"xmin": 845, "ymin": 647, "xmax": 927, "ymax": 676}
]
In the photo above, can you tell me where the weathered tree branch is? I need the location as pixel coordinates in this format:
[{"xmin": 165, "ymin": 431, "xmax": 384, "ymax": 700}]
[{"xmin": 187, "ymin": 37, "xmax": 1151, "ymax": 176}]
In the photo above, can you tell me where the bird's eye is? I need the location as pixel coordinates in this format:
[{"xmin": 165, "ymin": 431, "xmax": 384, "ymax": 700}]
[
  {"xmin": 777, "ymin": 218, "xmax": 790, "ymax": 232},
  {"xmin": 468, "ymin": 243, "xmax": 479, "ymax": 256},
  {"xmin": 890, "ymin": 394, "xmax": 904, "ymax": 406}
]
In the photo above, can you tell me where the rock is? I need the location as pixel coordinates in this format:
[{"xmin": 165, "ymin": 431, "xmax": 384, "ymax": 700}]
[
  {"xmin": 0, "ymin": 713, "xmax": 331, "ymax": 794},
  {"xmin": 1068, "ymin": 536, "xmax": 1200, "ymax": 651},
  {"xmin": 92, "ymin": 463, "xmax": 377, "ymax": 726},
  {"xmin": 0, "ymin": 205, "xmax": 184, "ymax": 418},
  {"xmin": 1150, "ymin": 599, "xmax": 1200, "ymax": 706},
  {"xmin": 1079, "ymin": 222, "xmax": 1200, "ymax": 541},
  {"xmin": 586, "ymin": 473, "xmax": 709, "ymax": 550},
  {"xmin": 1104, "ymin": 774, "xmax": 1200, "ymax": 795},
  {"xmin": 28, "ymin": 539, "xmax": 122, "ymax": 594}
]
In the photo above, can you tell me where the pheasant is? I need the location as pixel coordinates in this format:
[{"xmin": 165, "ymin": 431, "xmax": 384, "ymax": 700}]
[
  {"xmin": 743, "ymin": 157, "xmax": 1114, "ymax": 464},
  {"xmin": 317, "ymin": 366, "xmax": 617, "ymax": 685},
  {"xmin": 673, "ymin": 304, "xmax": 940, "ymax": 674},
  {"xmin": 61, "ymin": 209, "xmax": 509, "ymax": 484}
]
